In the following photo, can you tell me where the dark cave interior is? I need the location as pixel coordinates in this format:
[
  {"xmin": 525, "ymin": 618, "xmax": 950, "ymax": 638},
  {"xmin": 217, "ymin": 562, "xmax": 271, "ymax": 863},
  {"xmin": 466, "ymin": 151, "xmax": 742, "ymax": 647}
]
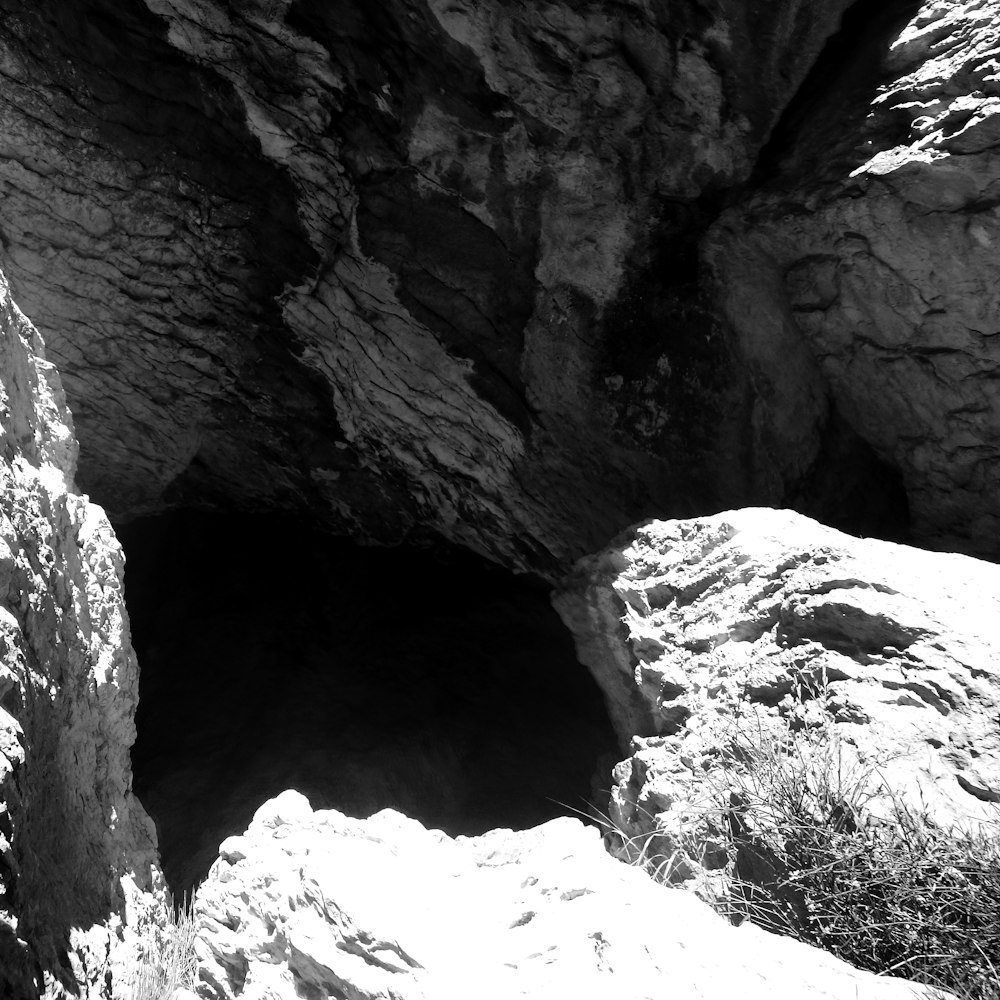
[{"xmin": 119, "ymin": 511, "xmax": 620, "ymax": 894}]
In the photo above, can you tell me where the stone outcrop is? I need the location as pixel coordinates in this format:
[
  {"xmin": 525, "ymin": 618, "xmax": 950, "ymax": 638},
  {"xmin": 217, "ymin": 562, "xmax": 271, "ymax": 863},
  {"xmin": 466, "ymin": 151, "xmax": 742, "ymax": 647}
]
[
  {"xmin": 0, "ymin": 269, "xmax": 162, "ymax": 997},
  {"xmin": 1, "ymin": 0, "xmax": 1000, "ymax": 995},
  {"xmin": 711, "ymin": 0, "xmax": 1000, "ymax": 559},
  {"xmin": 193, "ymin": 789, "xmax": 939, "ymax": 1000},
  {"xmin": 0, "ymin": 0, "xmax": 922, "ymax": 578},
  {"xmin": 554, "ymin": 508, "xmax": 1000, "ymax": 889},
  {"xmin": 0, "ymin": 1, "xmax": 997, "ymax": 574}
]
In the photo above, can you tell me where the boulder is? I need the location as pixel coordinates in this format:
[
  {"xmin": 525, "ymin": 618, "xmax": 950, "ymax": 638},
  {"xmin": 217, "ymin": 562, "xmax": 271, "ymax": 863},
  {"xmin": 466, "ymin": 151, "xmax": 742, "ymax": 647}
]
[
  {"xmin": 193, "ymin": 789, "xmax": 938, "ymax": 1000},
  {"xmin": 554, "ymin": 508, "xmax": 1000, "ymax": 885}
]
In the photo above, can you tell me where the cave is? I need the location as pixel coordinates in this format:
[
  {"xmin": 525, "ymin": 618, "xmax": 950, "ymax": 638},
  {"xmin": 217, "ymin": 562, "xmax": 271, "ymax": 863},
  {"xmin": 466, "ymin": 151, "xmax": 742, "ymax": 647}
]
[
  {"xmin": 4, "ymin": 0, "xmax": 1000, "ymax": 991},
  {"xmin": 119, "ymin": 510, "xmax": 620, "ymax": 894}
]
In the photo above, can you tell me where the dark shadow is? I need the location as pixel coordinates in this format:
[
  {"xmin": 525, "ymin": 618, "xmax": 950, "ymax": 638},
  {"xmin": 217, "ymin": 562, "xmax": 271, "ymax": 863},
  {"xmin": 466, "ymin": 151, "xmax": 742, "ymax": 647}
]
[
  {"xmin": 749, "ymin": 0, "xmax": 925, "ymax": 190},
  {"xmin": 121, "ymin": 511, "xmax": 619, "ymax": 894},
  {"xmin": 789, "ymin": 405, "xmax": 912, "ymax": 544}
]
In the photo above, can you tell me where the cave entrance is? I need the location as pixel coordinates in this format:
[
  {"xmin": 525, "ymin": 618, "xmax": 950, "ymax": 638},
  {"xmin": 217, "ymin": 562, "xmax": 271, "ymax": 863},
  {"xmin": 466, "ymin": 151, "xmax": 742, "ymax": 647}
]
[{"xmin": 119, "ymin": 511, "xmax": 619, "ymax": 894}]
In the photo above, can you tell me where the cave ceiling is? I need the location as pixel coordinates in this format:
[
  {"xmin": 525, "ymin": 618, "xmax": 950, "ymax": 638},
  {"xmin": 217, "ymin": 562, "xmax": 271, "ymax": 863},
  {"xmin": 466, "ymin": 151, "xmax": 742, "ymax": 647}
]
[{"xmin": 2, "ymin": 0, "xmax": 995, "ymax": 574}]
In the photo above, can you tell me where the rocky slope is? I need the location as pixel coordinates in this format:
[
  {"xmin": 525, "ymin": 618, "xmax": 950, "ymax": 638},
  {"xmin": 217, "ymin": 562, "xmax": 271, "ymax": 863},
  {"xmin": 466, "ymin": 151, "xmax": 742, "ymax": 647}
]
[
  {"xmin": 555, "ymin": 507, "xmax": 1000, "ymax": 891},
  {"xmin": 193, "ymin": 789, "xmax": 940, "ymax": 1000},
  {"xmin": 0, "ymin": 270, "xmax": 162, "ymax": 998}
]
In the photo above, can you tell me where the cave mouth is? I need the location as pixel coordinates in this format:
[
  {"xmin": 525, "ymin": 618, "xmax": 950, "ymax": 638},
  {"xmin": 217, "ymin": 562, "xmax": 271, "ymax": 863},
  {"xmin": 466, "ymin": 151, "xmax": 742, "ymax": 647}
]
[{"xmin": 119, "ymin": 510, "xmax": 620, "ymax": 895}]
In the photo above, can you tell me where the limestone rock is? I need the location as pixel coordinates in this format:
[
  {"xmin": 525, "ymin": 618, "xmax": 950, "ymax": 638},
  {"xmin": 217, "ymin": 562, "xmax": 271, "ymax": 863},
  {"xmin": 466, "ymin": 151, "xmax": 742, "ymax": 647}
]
[
  {"xmin": 710, "ymin": 0, "xmax": 1000, "ymax": 560},
  {"xmin": 0, "ymin": 1, "xmax": 997, "ymax": 574},
  {"xmin": 554, "ymin": 508, "xmax": 1000, "ymax": 884},
  {"xmin": 0, "ymin": 0, "xmax": 883, "ymax": 575},
  {"xmin": 193, "ymin": 788, "xmax": 938, "ymax": 1000},
  {"xmin": 0, "ymin": 268, "xmax": 162, "ymax": 997}
]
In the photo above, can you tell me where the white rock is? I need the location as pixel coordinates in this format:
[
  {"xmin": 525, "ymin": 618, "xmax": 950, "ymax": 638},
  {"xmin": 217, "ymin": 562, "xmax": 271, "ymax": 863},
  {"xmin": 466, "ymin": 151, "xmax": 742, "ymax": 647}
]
[
  {"xmin": 554, "ymin": 507, "xmax": 1000, "ymax": 885},
  {"xmin": 193, "ymin": 796, "xmax": 939, "ymax": 1000},
  {"xmin": 250, "ymin": 788, "xmax": 314, "ymax": 829}
]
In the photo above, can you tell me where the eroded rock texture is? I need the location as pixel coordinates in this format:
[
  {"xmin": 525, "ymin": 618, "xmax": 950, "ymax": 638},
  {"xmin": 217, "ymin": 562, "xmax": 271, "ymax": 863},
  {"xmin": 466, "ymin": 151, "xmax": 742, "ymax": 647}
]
[
  {"xmin": 554, "ymin": 508, "xmax": 1000, "ymax": 890},
  {"xmin": 0, "ymin": 0, "xmax": 997, "ymax": 572},
  {"xmin": 712, "ymin": 0, "xmax": 1000, "ymax": 559},
  {"xmin": 1, "ymin": 0, "xmax": 1000, "ymax": 993},
  {"xmin": 193, "ymin": 789, "xmax": 938, "ymax": 1000},
  {"xmin": 0, "ymin": 0, "xmax": 929, "ymax": 577},
  {"xmin": 0, "ymin": 270, "xmax": 161, "ymax": 998}
]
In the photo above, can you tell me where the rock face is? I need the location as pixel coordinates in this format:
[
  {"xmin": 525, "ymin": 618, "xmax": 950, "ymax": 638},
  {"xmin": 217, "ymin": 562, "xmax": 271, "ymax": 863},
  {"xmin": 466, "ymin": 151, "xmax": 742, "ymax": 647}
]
[
  {"xmin": 1, "ymin": 0, "xmax": 1000, "ymax": 996},
  {"xmin": 554, "ymin": 508, "xmax": 1000, "ymax": 888},
  {"xmin": 0, "ymin": 270, "xmax": 161, "ymax": 997},
  {"xmin": 194, "ymin": 789, "xmax": 938, "ymax": 1000},
  {"xmin": 0, "ymin": 1, "xmax": 996, "ymax": 572},
  {"xmin": 0, "ymin": 0, "xmax": 926, "ymax": 576},
  {"xmin": 711, "ymin": 0, "xmax": 1000, "ymax": 559}
]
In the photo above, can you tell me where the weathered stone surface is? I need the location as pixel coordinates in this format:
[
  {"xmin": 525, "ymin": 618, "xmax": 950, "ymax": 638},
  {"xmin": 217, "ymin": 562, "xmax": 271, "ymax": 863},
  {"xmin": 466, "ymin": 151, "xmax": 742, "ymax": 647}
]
[
  {"xmin": 0, "ymin": 0, "xmax": 904, "ymax": 576},
  {"xmin": 0, "ymin": 0, "xmax": 996, "ymax": 574},
  {"xmin": 2, "ymin": 0, "xmax": 1000, "ymax": 992},
  {"xmin": 711, "ymin": 0, "xmax": 1000, "ymax": 560},
  {"xmin": 554, "ymin": 508, "xmax": 1000, "ymax": 885},
  {"xmin": 0, "ymin": 268, "xmax": 163, "ymax": 997},
  {"xmin": 193, "ymin": 788, "xmax": 938, "ymax": 1000}
]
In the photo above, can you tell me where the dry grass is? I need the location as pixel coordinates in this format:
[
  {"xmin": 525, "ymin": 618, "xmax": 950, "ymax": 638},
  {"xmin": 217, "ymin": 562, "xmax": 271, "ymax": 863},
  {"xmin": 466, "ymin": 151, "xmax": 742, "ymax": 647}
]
[
  {"xmin": 121, "ymin": 891, "xmax": 198, "ymax": 1000},
  {"xmin": 590, "ymin": 716, "xmax": 1000, "ymax": 999},
  {"xmin": 720, "ymin": 725, "xmax": 1000, "ymax": 998}
]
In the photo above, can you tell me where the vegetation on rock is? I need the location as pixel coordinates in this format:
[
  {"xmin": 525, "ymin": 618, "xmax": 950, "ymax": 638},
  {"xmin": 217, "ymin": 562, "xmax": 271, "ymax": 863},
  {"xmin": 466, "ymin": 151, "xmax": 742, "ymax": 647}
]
[
  {"xmin": 603, "ymin": 711, "xmax": 1000, "ymax": 998},
  {"xmin": 119, "ymin": 893, "xmax": 198, "ymax": 1000}
]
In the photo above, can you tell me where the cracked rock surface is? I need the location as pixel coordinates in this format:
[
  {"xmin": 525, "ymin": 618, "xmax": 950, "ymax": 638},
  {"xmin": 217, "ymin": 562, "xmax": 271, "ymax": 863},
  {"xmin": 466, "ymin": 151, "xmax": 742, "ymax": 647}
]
[
  {"xmin": 554, "ymin": 508, "xmax": 1000, "ymax": 887},
  {"xmin": 0, "ymin": 269, "xmax": 161, "ymax": 998},
  {"xmin": 710, "ymin": 0, "xmax": 1000, "ymax": 560},
  {"xmin": 193, "ymin": 788, "xmax": 940, "ymax": 1000},
  {"xmin": 0, "ymin": 1, "xmax": 998, "ymax": 569},
  {"xmin": 0, "ymin": 0, "xmax": 897, "ymax": 575}
]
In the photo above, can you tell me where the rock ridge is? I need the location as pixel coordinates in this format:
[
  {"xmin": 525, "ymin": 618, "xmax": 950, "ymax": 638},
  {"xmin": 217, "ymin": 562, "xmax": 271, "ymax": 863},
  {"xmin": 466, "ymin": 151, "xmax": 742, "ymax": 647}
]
[{"xmin": 192, "ymin": 789, "xmax": 942, "ymax": 1000}]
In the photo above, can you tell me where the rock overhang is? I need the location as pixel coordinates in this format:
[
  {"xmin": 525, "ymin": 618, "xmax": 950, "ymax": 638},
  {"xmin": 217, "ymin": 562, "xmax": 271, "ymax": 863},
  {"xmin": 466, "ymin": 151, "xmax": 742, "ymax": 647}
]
[{"xmin": 0, "ymin": 0, "xmax": 945, "ymax": 578}]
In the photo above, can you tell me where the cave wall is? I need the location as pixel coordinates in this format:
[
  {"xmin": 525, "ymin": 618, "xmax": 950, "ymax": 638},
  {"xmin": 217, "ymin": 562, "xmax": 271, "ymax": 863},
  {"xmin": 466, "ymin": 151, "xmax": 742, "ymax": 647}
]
[
  {"xmin": 0, "ymin": 1, "xmax": 997, "ymax": 995},
  {"xmin": 1, "ymin": 0, "xmax": 939, "ymax": 579},
  {"xmin": 710, "ymin": 0, "xmax": 1000, "ymax": 558},
  {"xmin": 0, "ymin": 271, "xmax": 161, "ymax": 998}
]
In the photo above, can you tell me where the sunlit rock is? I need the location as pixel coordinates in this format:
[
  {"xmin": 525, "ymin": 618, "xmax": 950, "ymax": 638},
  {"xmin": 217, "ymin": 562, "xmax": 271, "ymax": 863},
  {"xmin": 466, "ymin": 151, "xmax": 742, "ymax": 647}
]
[
  {"xmin": 555, "ymin": 507, "xmax": 1000, "ymax": 889},
  {"xmin": 194, "ymin": 790, "xmax": 940, "ymax": 1000},
  {"xmin": 0, "ymin": 270, "xmax": 162, "ymax": 998}
]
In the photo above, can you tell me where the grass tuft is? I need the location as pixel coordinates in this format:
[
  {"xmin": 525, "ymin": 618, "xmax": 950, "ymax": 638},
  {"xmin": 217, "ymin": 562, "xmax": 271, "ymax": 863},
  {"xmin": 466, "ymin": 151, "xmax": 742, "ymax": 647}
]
[
  {"xmin": 120, "ymin": 890, "xmax": 199, "ymax": 1000},
  {"xmin": 585, "ymin": 712, "xmax": 1000, "ymax": 999},
  {"xmin": 720, "ymin": 726, "xmax": 1000, "ymax": 998}
]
